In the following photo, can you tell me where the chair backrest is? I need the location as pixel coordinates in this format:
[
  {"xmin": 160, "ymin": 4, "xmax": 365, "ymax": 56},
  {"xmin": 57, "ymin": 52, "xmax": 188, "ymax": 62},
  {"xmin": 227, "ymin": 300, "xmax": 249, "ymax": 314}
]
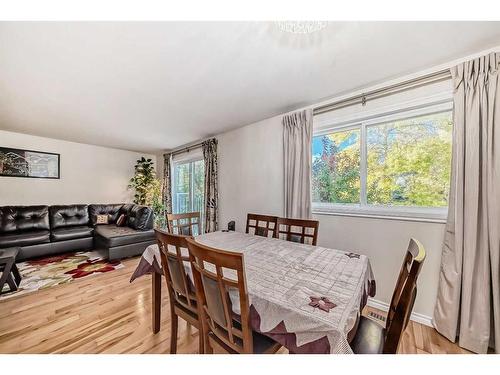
[
  {"xmin": 167, "ymin": 212, "xmax": 201, "ymax": 236},
  {"xmin": 275, "ymin": 217, "xmax": 319, "ymax": 246},
  {"xmin": 186, "ymin": 238, "xmax": 253, "ymax": 353},
  {"xmin": 245, "ymin": 213, "xmax": 278, "ymax": 238},
  {"xmin": 155, "ymin": 229, "xmax": 197, "ymax": 314},
  {"xmin": 383, "ymin": 238, "xmax": 426, "ymax": 353}
]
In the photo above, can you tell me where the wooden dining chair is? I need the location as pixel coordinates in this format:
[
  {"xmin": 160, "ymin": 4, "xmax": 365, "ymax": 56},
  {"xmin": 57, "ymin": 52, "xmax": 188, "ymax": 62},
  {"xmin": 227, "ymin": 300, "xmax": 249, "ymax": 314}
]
[
  {"xmin": 185, "ymin": 238, "xmax": 282, "ymax": 354},
  {"xmin": 154, "ymin": 229, "xmax": 203, "ymax": 354},
  {"xmin": 167, "ymin": 212, "xmax": 201, "ymax": 236},
  {"xmin": 275, "ymin": 217, "xmax": 319, "ymax": 246},
  {"xmin": 245, "ymin": 213, "xmax": 278, "ymax": 238},
  {"xmin": 350, "ymin": 238, "xmax": 426, "ymax": 354}
]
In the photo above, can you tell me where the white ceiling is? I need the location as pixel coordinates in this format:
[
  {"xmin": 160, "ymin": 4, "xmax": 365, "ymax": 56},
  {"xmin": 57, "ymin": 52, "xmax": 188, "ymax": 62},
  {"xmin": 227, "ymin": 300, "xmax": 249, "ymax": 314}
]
[{"xmin": 1, "ymin": 22, "xmax": 499, "ymax": 153}]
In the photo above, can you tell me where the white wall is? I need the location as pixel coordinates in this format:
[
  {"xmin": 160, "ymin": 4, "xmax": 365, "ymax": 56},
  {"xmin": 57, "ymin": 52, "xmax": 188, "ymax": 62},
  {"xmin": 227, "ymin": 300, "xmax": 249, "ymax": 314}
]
[
  {"xmin": 314, "ymin": 214, "xmax": 444, "ymax": 319},
  {"xmin": 0, "ymin": 130, "xmax": 156, "ymax": 205},
  {"xmin": 218, "ymin": 115, "xmax": 284, "ymax": 231},
  {"xmin": 217, "ymin": 80, "xmax": 452, "ymax": 320}
]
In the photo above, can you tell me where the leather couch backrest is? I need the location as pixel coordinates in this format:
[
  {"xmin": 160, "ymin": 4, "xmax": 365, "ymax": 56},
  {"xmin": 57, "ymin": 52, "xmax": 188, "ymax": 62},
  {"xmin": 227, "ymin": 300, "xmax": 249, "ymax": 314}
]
[
  {"xmin": 127, "ymin": 205, "xmax": 154, "ymax": 230},
  {"xmin": 89, "ymin": 204, "xmax": 124, "ymax": 225},
  {"xmin": 0, "ymin": 205, "xmax": 50, "ymax": 233},
  {"xmin": 119, "ymin": 203, "xmax": 134, "ymax": 217},
  {"xmin": 49, "ymin": 205, "xmax": 89, "ymax": 229}
]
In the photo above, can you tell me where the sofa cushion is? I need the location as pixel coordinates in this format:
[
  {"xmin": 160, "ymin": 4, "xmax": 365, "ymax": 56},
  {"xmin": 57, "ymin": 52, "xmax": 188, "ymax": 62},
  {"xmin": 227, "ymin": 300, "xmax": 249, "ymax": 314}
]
[
  {"xmin": 50, "ymin": 225, "xmax": 94, "ymax": 242},
  {"xmin": 89, "ymin": 204, "xmax": 123, "ymax": 225},
  {"xmin": 127, "ymin": 205, "xmax": 154, "ymax": 230},
  {"xmin": 49, "ymin": 205, "xmax": 89, "ymax": 230},
  {"xmin": 95, "ymin": 224, "xmax": 155, "ymax": 247},
  {"xmin": 118, "ymin": 203, "xmax": 134, "ymax": 217},
  {"xmin": 95, "ymin": 214, "xmax": 109, "ymax": 225},
  {"xmin": 116, "ymin": 214, "xmax": 127, "ymax": 227},
  {"xmin": 0, "ymin": 229, "xmax": 50, "ymax": 248},
  {"xmin": 0, "ymin": 206, "xmax": 50, "ymax": 233}
]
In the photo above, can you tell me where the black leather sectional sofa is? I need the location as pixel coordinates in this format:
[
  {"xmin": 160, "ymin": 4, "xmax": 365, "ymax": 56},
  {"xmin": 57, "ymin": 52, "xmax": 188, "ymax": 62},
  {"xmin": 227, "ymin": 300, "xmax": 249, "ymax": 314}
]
[{"xmin": 0, "ymin": 204, "xmax": 155, "ymax": 261}]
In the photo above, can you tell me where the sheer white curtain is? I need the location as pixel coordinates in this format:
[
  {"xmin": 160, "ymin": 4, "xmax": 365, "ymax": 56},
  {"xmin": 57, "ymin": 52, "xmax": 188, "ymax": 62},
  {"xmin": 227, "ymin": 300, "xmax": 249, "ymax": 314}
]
[
  {"xmin": 283, "ymin": 109, "xmax": 313, "ymax": 219},
  {"xmin": 433, "ymin": 52, "xmax": 500, "ymax": 354}
]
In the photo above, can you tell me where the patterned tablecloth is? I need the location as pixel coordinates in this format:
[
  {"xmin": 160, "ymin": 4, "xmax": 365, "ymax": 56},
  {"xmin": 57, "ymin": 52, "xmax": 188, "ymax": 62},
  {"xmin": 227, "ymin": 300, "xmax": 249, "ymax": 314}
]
[{"xmin": 130, "ymin": 231, "xmax": 376, "ymax": 354}]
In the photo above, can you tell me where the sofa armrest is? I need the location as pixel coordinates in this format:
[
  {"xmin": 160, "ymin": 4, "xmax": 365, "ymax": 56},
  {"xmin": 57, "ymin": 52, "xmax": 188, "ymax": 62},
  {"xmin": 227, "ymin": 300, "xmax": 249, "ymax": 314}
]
[{"xmin": 127, "ymin": 205, "xmax": 154, "ymax": 230}]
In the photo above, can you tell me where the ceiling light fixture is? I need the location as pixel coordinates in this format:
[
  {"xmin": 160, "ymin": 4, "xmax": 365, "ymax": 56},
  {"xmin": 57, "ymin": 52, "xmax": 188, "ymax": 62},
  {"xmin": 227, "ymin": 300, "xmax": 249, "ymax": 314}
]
[{"xmin": 276, "ymin": 21, "xmax": 328, "ymax": 34}]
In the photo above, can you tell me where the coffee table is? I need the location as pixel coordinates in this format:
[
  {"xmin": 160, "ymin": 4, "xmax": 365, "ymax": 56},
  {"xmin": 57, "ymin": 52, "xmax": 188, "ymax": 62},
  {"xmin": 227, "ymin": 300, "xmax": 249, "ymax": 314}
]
[{"xmin": 0, "ymin": 247, "xmax": 22, "ymax": 295}]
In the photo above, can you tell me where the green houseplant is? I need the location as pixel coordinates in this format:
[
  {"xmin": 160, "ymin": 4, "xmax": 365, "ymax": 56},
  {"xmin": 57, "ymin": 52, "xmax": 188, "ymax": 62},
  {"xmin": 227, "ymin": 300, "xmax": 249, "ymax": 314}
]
[
  {"xmin": 147, "ymin": 178, "xmax": 167, "ymax": 229},
  {"xmin": 128, "ymin": 157, "xmax": 156, "ymax": 205},
  {"xmin": 128, "ymin": 157, "xmax": 166, "ymax": 228},
  {"xmin": 0, "ymin": 152, "xmax": 13, "ymax": 174}
]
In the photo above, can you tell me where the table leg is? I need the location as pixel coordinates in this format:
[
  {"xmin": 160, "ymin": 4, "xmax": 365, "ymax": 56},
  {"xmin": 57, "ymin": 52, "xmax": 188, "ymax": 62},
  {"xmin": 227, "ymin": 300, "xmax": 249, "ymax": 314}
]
[
  {"xmin": 152, "ymin": 271, "xmax": 161, "ymax": 334},
  {"xmin": 11, "ymin": 263, "xmax": 22, "ymax": 286},
  {"xmin": 6, "ymin": 274, "xmax": 18, "ymax": 292},
  {"xmin": 0, "ymin": 259, "xmax": 14, "ymax": 295}
]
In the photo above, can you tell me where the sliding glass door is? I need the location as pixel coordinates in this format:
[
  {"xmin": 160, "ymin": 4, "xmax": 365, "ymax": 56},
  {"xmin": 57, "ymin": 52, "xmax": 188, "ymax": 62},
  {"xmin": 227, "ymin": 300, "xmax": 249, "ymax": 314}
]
[{"xmin": 172, "ymin": 156, "xmax": 205, "ymax": 232}]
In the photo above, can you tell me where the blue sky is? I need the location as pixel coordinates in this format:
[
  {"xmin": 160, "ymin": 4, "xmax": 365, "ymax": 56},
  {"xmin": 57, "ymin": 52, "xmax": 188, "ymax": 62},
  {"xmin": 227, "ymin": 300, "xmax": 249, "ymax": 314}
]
[
  {"xmin": 312, "ymin": 133, "xmax": 359, "ymax": 159},
  {"xmin": 312, "ymin": 136, "xmax": 324, "ymax": 157}
]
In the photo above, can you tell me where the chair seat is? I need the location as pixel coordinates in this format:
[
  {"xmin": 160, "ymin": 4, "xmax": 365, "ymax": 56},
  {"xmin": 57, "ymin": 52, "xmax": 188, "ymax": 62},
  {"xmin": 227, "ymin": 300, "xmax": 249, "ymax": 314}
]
[
  {"xmin": 208, "ymin": 329, "xmax": 281, "ymax": 354},
  {"xmin": 174, "ymin": 294, "xmax": 199, "ymax": 318},
  {"xmin": 251, "ymin": 331, "xmax": 282, "ymax": 354},
  {"xmin": 216, "ymin": 319, "xmax": 281, "ymax": 354},
  {"xmin": 351, "ymin": 316, "xmax": 386, "ymax": 354}
]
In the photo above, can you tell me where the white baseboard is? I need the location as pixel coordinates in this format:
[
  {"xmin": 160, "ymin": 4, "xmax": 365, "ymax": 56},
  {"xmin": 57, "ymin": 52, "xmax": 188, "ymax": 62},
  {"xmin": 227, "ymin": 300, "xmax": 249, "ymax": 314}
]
[{"xmin": 366, "ymin": 298, "xmax": 433, "ymax": 327}]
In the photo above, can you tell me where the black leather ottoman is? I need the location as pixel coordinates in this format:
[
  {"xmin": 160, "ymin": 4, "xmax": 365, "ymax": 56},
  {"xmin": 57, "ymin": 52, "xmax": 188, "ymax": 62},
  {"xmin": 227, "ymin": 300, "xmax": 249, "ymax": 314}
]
[{"xmin": 94, "ymin": 224, "xmax": 155, "ymax": 260}]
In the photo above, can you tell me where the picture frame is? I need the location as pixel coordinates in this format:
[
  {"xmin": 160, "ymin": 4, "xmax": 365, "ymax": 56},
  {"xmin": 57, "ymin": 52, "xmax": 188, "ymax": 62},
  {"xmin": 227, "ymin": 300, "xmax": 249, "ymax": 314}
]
[{"xmin": 0, "ymin": 147, "xmax": 60, "ymax": 179}]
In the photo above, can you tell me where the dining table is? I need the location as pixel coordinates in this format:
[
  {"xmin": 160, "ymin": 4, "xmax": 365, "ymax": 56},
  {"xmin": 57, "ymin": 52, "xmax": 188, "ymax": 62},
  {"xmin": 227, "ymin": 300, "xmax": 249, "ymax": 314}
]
[{"xmin": 130, "ymin": 230, "xmax": 376, "ymax": 354}]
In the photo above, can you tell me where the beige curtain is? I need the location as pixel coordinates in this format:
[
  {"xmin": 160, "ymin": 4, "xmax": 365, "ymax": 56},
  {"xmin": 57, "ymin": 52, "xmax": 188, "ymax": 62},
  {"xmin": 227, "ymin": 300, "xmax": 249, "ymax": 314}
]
[
  {"xmin": 433, "ymin": 52, "xmax": 500, "ymax": 354},
  {"xmin": 283, "ymin": 109, "xmax": 313, "ymax": 219},
  {"xmin": 202, "ymin": 138, "xmax": 218, "ymax": 233}
]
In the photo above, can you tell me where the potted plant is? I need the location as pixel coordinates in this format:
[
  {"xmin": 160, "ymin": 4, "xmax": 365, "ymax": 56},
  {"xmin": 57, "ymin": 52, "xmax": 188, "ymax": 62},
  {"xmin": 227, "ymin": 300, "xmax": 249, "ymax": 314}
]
[
  {"xmin": 0, "ymin": 152, "xmax": 13, "ymax": 174},
  {"xmin": 147, "ymin": 179, "xmax": 167, "ymax": 229},
  {"xmin": 128, "ymin": 157, "xmax": 167, "ymax": 229}
]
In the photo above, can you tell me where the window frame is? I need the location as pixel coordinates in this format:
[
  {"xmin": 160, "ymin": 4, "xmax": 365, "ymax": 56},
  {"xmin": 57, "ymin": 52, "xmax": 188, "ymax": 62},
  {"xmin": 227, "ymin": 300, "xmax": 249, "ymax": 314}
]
[
  {"xmin": 171, "ymin": 151, "xmax": 205, "ymax": 217},
  {"xmin": 312, "ymin": 98, "xmax": 453, "ymax": 223}
]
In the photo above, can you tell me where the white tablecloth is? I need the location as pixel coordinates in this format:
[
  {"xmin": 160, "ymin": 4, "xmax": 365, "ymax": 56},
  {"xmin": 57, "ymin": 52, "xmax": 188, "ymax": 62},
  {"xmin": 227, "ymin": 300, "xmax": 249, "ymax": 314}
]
[{"xmin": 133, "ymin": 231, "xmax": 376, "ymax": 354}]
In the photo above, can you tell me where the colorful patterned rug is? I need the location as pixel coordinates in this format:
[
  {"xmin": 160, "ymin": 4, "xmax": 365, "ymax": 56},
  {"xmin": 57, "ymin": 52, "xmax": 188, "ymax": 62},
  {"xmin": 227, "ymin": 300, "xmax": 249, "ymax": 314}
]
[{"xmin": 0, "ymin": 250, "xmax": 124, "ymax": 300}]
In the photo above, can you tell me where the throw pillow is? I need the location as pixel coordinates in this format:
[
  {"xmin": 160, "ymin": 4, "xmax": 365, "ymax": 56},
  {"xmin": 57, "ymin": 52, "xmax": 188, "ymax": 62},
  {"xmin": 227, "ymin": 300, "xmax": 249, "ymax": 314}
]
[
  {"xmin": 95, "ymin": 214, "xmax": 109, "ymax": 225},
  {"xmin": 116, "ymin": 214, "xmax": 127, "ymax": 227}
]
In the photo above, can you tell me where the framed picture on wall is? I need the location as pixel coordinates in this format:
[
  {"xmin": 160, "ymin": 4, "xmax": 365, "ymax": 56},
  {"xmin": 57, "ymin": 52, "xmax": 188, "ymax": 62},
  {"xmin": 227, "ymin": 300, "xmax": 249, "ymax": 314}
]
[{"xmin": 0, "ymin": 147, "xmax": 60, "ymax": 179}]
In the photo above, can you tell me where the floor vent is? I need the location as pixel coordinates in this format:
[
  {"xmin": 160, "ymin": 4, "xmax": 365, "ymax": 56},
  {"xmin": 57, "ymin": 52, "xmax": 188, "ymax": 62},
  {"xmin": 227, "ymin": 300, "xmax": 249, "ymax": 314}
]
[{"xmin": 368, "ymin": 311, "xmax": 386, "ymax": 322}]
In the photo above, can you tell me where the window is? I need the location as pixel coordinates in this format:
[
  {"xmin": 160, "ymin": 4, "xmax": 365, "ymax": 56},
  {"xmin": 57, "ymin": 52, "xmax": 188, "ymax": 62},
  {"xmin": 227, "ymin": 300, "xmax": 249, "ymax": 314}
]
[
  {"xmin": 312, "ymin": 103, "xmax": 453, "ymax": 221},
  {"xmin": 172, "ymin": 156, "xmax": 205, "ymax": 232},
  {"xmin": 312, "ymin": 127, "xmax": 361, "ymax": 204}
]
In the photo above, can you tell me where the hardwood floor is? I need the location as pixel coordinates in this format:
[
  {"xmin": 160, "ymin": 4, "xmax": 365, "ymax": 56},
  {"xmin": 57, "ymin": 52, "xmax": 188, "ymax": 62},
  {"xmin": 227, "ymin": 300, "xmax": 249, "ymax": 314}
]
[
  {"xmin": 0, "ymin": 256, "xmax": 469, "ymax": 354},
  {"xmin": 364, "ymin": 306, "xmax": 471, "ymax": 354}
]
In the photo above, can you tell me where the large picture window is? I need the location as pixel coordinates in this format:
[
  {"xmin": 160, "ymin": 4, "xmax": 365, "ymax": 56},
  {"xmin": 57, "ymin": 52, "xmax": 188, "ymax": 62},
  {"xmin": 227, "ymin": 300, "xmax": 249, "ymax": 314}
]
[
  {"xmin": 312, "ymin": 102, "xmax": 453, "ymax": 220},
  {"xmin": 312, "ymin": 127, "xmax": 361, "ymax": 204}
]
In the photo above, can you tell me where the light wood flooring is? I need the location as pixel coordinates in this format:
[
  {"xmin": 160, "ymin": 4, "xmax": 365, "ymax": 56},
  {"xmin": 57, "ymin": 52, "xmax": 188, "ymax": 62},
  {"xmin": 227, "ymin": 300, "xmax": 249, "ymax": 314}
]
[{"xmin": 0, "ymin": 256, "xmax": 470, "ymax": 354}]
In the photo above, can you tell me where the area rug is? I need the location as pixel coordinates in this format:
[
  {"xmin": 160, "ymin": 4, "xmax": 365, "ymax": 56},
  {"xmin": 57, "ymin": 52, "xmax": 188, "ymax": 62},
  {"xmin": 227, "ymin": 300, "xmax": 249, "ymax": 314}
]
[{"xmin": 0, "ymin": 250, "xmax": 124, "ymax": 300}]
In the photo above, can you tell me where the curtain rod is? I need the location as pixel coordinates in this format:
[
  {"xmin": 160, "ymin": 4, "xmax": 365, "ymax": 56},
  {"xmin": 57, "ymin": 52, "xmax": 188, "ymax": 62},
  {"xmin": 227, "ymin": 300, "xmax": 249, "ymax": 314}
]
[
  {"xmin": 169, "ymin": 142, "xmax": 203, "ymax": 157},
  {"xmin": 313, "ymin": 68, "xmax": 452, "ymax": 116}
]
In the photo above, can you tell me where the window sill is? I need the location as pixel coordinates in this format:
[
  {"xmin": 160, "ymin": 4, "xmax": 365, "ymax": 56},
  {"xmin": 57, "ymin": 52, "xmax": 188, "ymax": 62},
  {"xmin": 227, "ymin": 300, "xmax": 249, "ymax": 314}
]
[{"xmin": 312, "ymin": 205, "xmax": 447, "ymax": 224}]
